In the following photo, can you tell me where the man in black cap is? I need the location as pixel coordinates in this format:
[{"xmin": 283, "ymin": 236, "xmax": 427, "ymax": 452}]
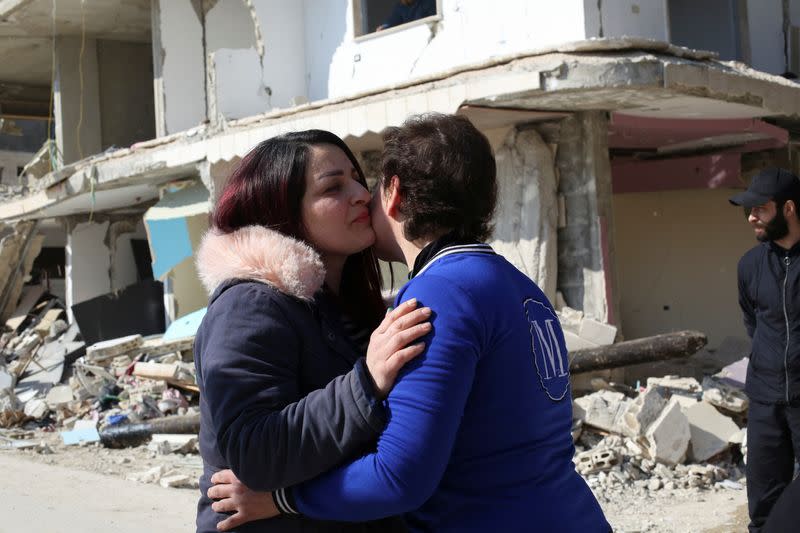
[{"xmin": 730, "ymin": 167, "xmax": 800, "ymax": 532}]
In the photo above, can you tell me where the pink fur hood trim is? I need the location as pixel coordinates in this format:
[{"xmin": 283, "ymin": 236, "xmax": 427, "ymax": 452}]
[{"xmin": 195, "ymin": 225, "xmax": 325, "ymax": 300}]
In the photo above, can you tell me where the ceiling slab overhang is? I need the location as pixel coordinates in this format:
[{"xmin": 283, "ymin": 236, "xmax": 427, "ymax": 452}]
[{"xmin": 3, "ymin": 43, "xmax": 800, "ymax": 221}]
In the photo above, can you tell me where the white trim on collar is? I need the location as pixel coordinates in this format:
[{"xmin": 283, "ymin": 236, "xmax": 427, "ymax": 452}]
[{"xmin": 415, "ymin": 244, "xmax": 495, "ymax": 277}]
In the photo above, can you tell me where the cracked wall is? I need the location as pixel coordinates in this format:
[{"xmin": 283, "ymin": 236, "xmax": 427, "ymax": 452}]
[
  {"xmin": 65, "ymin": 217, "xmax": 146, "ymax": 316},
  {"xmin": 491, "ymin": 126, "xmax": 559, "ymax": 303}
]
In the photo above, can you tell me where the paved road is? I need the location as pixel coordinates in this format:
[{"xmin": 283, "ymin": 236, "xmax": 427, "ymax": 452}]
[{"xmin": 0, "ymin": 452, "xmax": 198, "ymax": 533}]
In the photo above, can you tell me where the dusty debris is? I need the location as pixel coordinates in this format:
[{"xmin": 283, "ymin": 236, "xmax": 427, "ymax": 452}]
[{"xmin": 572, "ymin": 365, "xmax": 749, "ymax": 504}]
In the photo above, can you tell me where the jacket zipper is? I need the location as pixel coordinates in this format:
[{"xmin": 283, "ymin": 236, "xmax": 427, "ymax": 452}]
[{"xmin": 784, "ymin": 254, "xmax": 791, "ymax": 403}]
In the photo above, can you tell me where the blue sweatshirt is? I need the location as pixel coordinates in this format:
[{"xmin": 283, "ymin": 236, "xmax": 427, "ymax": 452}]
[{"xmin": 282, "ymin": 244, "xmax": 609, "ymax": 532}]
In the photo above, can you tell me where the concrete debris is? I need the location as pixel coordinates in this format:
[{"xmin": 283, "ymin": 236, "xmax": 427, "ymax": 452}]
[
  {"xmin": 573, "ymin": 390, "xmax": 629, "ymax": 433},
  {"xmin": 557, "ymin": 306, "xmax": 617, "ymax": 351},
  {"xmin": 571, "ymin": 369, "xmax": 751, "ymax": 504},
  {"xmin": 148, "ymin": 433, "xmax": 198, "ymax": 455},
  {"xmin": 0, "ymin": 279, "xmax": 200, "ymax": 497},
  {"xmin": 578, "ymin": 318, "xmax": 618, "ymax": 345},
  {"xmin": 644, "ymin": 398, "xmax": 691, "ymax": 465},
  {"xmin": 647, "ymin": 376, "xmax": 703, "ymax": 399},
  {"xmin": 125, "ymin": 464, "xmax": 199, "ymax": 489},
  {"xmin": 701, "ymin": 376, "xmax": 748, "ymax": 413},
  {"xmin": 159, "ymin": 474, "xmax": 194, "ymax": 489},
  {"xmin": 620, "ymin": 386, "xmax": 666, "ymax": 438},
  {"xmin": 86, "ymin": 335, "xmax": 144, "ymax": 363},
  {"xmin": 575, "ymin": 446, "xmax": 621, "ymax": 475},
  {"xmin": 686, "ymin": 401, "xmax": 740, "ymax": 462}
]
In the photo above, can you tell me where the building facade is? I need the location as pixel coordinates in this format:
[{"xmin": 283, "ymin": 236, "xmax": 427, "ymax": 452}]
[{"xmin": 1, "ymin": 0, "xmax": 799, "ymax": 377}]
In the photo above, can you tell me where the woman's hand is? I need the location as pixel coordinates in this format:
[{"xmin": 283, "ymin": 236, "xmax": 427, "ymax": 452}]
[
  {"xmin": 208, "ymin": 469, "xmax": 278, "ymax": 531},
  {"xmin": 367, "ymin": 298, "xmax": 432, "ymax": 399}
]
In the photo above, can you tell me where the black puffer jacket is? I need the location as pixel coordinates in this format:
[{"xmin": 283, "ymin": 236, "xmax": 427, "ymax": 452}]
[
  {"xmin": 738, "ymin": 240, "xmax": 800, "ymax": 404},
  {"xmin": 193, "ymin": 225, "xmax": 406, "ymax": 533}
]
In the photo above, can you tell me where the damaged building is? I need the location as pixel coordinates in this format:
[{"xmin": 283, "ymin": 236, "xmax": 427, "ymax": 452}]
[{"xmin": 1, "ymin": 0, "xmax": 800, "ymax": 459}]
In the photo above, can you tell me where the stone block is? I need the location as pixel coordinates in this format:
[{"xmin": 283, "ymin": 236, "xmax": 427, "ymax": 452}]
[
  {"xmin": 686, "ymin": 401, "xmax": 740, "ymax": 462},
  {"xmin": 573, "ymin": 390, "xmax": 629, "ymax": 433},
  {"xmin": 621, "ymin": 387, "xmax": 666, "ymax": 437},
  {"xmin": 578, "ymin": 318, "xmax": 617, "ymax": 345},
  {"xmin": 644, "ymin": 398, "xmax": 690, "ymax": 465}
]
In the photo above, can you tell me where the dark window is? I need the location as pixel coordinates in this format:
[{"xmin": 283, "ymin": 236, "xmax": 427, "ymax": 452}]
[
  {"xmin": 668, "ymin": 0, "xmax": 745, "ymax": 62},
  {"xmin": 31, "ymin": 247, "xmax": 66, "ymax": 280},
  {"xmin": 356, "ymin": 0, "xmax": 437, "ymax": 36}
]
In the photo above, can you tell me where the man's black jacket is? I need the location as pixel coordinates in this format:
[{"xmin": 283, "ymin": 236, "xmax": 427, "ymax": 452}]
[{"xmin": 738, "ymin": 240, "xmax": 800, "ymax": 403}]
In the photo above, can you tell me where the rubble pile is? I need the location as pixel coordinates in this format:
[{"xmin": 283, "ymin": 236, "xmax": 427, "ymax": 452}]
[
  {"xmin": 0, "ymin": 287, "xmax": 201, "ymax": 488},
  {"xmin": 572, "ymin": 372, "xmax": 749, "ymax": 502}
]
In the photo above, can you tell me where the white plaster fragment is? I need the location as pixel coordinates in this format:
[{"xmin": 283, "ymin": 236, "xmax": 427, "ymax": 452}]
[
  {"xmin": 644, "ymin": 398, "xmax": 690, "ymax": 465},
  {"xmin": 686, "ymin": 401, "xmax": 740, "ymax": 462}
]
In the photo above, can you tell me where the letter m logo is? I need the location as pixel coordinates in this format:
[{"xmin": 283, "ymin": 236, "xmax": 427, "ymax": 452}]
[{"xmin": 524, "ymin": 298, "xmax": 570, "ymax": 401}]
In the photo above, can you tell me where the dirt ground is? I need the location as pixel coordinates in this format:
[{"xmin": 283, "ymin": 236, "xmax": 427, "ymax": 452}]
[{"xmin": 1, "ymin": 427, "xmax": 750, "ymax": 532}]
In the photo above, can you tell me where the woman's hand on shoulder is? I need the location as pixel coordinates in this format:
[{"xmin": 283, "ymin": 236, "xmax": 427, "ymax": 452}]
[
  {"xmin": 208, "ymin": 469, "xmax": 278, "ymax": 530},
  {"xmin": 367, "ymin": 298, "xmax": 431, "ymax": 400}
]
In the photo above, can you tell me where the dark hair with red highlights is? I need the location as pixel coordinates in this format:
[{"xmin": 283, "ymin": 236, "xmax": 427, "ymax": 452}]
[{"xmin": 212, "ymin": 130, "xmax": 385, "ymax": 329}]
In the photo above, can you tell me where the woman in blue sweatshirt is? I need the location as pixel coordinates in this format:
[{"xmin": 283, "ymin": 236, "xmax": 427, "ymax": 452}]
[{"xmin": 211, "ymin": 114, "xmax": 610, "ymax": 532}]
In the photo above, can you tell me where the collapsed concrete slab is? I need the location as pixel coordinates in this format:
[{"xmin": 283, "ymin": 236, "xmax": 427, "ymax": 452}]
[
  {"xmin": 686, "ymin": 401, "xmax": 740, "ymax": 462},
  {"xmin": 621, "ymin": 387, "xmax": 667, "ymax": 438},
  {"xmin": 573, "ymin": 390, "xmax": 630, "ymax": 433},
  {"xmin": 644, "ymin": 398, "xmax": 690, "ymax": 465}
]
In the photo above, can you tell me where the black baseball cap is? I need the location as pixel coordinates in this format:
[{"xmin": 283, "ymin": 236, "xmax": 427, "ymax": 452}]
[{"xmin": 729, "ymin": 168, "xmax": 800, "ymax": 208}]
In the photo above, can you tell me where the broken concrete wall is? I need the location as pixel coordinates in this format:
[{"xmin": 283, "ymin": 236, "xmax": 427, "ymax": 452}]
[
  {"xmin": 554, "ymin": 112, "xmax": 618, "ymax": 324},
  {"xmin": 151, "ymin": 0, "xmax": 207, "ymax": 136},
  {"xmin": 54, "ymin": 36, "xmax": 102, "ymax": 165},
  {"xmin": 491, "ymin": 126, "xmax": 558, "ymax": 303},
  {"xmin": 66, "ymin": 220, "xmax": 112, "ymax": 312},
  {"xmin": 96, "ymin": 40, "xmax": 156, "ymax": 150},
  {"xmin": 110, "ymin": 219, "xmax": 148, "ymax": 293},
  {"xmin": 312, "ymin": 0, "xmax": 589, "ymax": 100},
  {"xmin": 155, "ymin": 0, "xmax": 306, "ymax": 126},
  {"xmin": 0, "ymin": 150, "xmax": 34, "ymax": 186},
  {"xmin": 65, "ymin": 216, "xmax": 147, "ymax": 320},
  {"xmin": 0, "ymin": 221, "xmax": 44, "ymax": 323}
]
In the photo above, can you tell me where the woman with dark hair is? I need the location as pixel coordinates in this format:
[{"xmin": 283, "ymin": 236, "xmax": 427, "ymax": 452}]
[
  {"xmin": 194, "ymin": 129, "xmax": 430, "ymax": 532},
  {"xmin": 212, "ymin": 114, "xmax": 610, "ymax": 532}
]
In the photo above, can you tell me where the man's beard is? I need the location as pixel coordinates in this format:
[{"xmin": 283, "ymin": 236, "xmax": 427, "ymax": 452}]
[{"xmin": 756, "ymin": 208, "xmax": 790, "ymax": 242}]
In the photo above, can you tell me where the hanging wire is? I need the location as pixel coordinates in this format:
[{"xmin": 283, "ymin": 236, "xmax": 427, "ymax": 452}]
[
  {"xmin": 47, "ymin": 0, "xmax": 58, "ymax": 172},
  {"xmin": 76, "ymin": 0, "xmax": 86, "ymax": 161}
]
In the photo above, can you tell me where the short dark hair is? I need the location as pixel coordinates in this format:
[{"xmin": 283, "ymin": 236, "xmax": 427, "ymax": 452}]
[
  {"xmin": 379, "ymin": 113, "xmax": 497, "ymax": 242},
  {"xmin": 212, "ymin": 130, "xmax": 385, "ymax": 329}
]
